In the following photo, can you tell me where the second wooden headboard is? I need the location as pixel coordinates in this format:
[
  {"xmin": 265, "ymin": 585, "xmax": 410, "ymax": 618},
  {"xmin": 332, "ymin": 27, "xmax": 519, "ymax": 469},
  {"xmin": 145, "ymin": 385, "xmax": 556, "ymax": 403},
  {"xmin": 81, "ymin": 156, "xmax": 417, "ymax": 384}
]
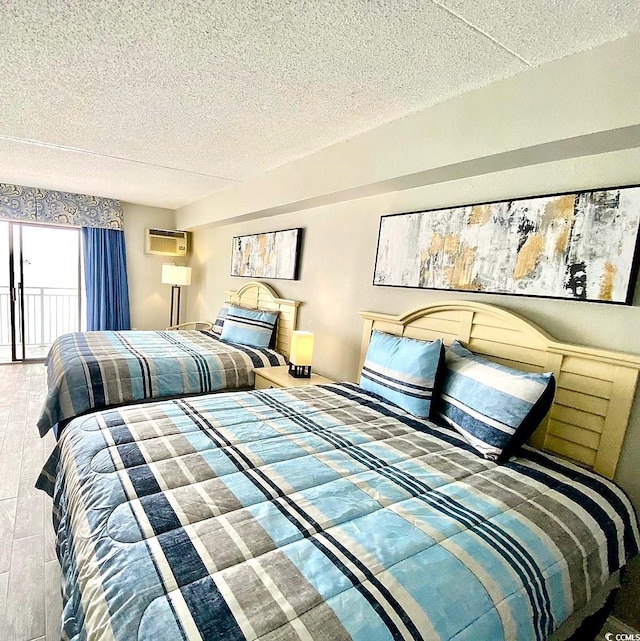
[
  {"xmin": 359, "ymin": 301, "xmax": 640, "ymax": 479},
  {"xmin": 225, "ymin": 281, "xmax": 300, "ymax": 359}
]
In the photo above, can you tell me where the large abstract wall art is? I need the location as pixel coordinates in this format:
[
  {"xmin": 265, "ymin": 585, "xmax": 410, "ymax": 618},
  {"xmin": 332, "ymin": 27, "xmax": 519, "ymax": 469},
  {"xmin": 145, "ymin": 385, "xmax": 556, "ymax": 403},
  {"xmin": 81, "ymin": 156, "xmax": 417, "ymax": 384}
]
[
  {"xmin": 231, "ymin": 228, "xmax": 302, "ymax": 280},
  {"xmin": 373, "ymin": 186, "xmax": 640, "ymax": 304}
]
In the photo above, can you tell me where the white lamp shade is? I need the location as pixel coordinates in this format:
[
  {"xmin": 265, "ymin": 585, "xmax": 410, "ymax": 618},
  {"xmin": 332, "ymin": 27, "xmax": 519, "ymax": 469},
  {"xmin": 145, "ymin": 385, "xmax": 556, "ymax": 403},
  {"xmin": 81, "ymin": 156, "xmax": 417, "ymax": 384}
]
[
  {"xmin": 289, "ymin": 331, "xmax": 314, "ymax": 366},
  {"xmin": 162, "ymin": 264, "xmax": 192, "ymax": 286}
]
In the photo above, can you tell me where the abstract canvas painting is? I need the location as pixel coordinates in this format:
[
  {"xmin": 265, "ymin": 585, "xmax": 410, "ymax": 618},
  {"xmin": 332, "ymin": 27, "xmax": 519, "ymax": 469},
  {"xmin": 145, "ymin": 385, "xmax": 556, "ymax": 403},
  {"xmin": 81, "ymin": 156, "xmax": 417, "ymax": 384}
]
[
  {"xmin": 373, "ymin": 186, "xmax": 640, "ymax": 303},
  {"xmin": 231, "ymin": 228, "xmax": 302, "ymax": 280}
]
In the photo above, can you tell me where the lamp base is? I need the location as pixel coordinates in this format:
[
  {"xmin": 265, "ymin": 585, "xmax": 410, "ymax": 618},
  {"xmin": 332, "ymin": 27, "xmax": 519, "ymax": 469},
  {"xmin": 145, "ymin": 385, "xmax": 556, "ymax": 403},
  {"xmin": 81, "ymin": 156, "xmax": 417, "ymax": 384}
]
[
  {"xmin": 289, "ymin": 363, "xmax": 311, "ymax": 378},
  {"xmin": 169, "ymin": 285, "xmax": 182, "ymax": 327}
]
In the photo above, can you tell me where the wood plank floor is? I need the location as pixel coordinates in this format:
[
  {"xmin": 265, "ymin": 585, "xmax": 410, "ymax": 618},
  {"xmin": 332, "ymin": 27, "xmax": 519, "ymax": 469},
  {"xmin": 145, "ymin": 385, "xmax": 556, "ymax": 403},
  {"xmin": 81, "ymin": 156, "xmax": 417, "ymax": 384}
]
[{"xmin": 0, "ymin": 363, "xmax": 61, "ymax": 641}]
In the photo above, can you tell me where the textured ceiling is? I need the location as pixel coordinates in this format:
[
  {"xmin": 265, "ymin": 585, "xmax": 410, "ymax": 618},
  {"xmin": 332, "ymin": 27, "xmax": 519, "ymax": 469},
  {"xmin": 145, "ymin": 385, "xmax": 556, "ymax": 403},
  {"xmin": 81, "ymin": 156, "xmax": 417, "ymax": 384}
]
[{"xmin": 0, "ymin": 1, "xmax": 638, "ymax": 209}]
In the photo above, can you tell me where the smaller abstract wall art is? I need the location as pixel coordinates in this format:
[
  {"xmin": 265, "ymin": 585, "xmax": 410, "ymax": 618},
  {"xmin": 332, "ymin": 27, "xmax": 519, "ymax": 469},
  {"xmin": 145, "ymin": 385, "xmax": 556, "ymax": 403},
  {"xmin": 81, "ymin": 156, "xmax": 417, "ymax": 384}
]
[
  {"xmin": 231, "ymin": 228, "xmax": 302, "ymax": 280},
  {"xmin": 373, "ymin": 186, "xmax": 640, "ymax": 304}
]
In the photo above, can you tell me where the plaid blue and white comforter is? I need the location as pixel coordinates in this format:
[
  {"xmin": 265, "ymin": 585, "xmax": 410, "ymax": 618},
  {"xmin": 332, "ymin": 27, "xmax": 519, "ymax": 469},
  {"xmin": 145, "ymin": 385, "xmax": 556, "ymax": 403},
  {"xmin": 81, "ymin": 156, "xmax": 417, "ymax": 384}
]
[
  {"xmin": 44, "ymin": 383, "xmax": 639, "ymax": 641},
  {"xmin": 37, "ymin": 330, "xmax": 285, "ymax": 437}
]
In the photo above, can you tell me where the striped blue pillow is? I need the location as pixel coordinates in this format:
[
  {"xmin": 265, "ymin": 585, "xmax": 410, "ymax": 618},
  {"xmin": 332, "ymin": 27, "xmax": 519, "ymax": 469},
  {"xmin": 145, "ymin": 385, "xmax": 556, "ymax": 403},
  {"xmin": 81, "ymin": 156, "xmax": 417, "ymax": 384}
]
[
  {"xmin": 360, "ymin": 331, "xmax": 444, "ymax": 418},
  {"xmin": 220, "ymin": 305, "xmax": 278, "ymax": 348},
  {"xmin": 438, "ymin": 341, "xmax": 555, "ymax": 461},
  {"xmin": 212, "ymin": 303, "xmax": 230, "ymax": 336}
]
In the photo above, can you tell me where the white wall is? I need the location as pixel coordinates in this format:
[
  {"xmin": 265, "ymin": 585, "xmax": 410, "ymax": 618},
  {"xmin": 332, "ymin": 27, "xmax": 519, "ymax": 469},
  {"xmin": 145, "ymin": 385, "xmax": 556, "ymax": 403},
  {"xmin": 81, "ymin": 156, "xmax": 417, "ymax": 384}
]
[
  {"xmin": 179, "ymin": 34, "xmax": 640, "ymax": 627},
  {"xmin": 122, "ymin": 203, "xmax": 177, "ymax": 330},
  {"xmin": 186, "ymin": 148, "xmax": 640, "ymax": 493}
]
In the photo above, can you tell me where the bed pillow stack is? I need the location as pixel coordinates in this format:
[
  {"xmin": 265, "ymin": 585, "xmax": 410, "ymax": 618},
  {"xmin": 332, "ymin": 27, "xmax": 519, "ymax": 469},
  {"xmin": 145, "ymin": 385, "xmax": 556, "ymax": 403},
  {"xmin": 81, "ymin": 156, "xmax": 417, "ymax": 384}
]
[
  {"xmin": 212, "ymin": 303, "xmax": 231, "ymax": 336},
  {"xmin": 220, "ymin": 305, "xmax": 279, "ymax": 348},
  {"xmin": 360, "ymin": 330, "xmax": 444, "ymax": 419},
  {"xmin": 437, "ymin": 341, "xmax": 556, "ymax": 461},
  {"xmin": 359, "ymin": 332, "xmax": 555, "ymax": 461}
]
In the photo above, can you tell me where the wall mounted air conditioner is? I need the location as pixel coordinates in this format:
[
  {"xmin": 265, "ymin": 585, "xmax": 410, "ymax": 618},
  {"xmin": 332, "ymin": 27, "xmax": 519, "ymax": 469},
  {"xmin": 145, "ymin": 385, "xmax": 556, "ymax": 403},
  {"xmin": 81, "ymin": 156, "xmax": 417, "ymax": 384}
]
[{"xmin": 145, "ymin": 228, "xmax": 189, "ymax": 256}]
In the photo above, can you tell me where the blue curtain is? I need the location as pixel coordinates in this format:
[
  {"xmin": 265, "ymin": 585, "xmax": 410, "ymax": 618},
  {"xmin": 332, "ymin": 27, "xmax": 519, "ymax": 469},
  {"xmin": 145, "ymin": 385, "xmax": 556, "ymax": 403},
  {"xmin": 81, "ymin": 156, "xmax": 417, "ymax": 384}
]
[{"xmin": 82, "ymin": 227, "xmax": 131, "ymax": 330}]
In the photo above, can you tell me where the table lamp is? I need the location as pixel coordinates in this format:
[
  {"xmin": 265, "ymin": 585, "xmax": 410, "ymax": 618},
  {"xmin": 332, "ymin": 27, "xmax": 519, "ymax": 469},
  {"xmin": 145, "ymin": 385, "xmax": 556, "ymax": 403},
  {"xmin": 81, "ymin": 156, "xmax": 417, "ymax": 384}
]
[{"xmin": 289, "ymin": 331, "xmax": 314, "ymax": 378}]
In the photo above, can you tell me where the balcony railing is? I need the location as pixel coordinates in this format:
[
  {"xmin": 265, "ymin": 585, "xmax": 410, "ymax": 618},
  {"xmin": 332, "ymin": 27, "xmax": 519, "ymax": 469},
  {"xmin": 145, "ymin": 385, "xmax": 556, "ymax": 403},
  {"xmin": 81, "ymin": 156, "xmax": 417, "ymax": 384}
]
[{"xmin": 0, "ymin": 285, "xmax": 85, "ymax": 349}]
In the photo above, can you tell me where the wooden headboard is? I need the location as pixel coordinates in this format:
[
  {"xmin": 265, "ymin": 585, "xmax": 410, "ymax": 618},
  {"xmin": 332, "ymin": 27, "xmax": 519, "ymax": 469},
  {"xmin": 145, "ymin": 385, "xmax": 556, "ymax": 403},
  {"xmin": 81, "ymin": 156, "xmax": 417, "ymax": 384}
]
[
  {"xmin": 359, "ymin": 301, "xmax": 640, "ymax": 479},
  {"xmin": 225, "ymin": 281, "xmax": 300, "ymax": 359}
]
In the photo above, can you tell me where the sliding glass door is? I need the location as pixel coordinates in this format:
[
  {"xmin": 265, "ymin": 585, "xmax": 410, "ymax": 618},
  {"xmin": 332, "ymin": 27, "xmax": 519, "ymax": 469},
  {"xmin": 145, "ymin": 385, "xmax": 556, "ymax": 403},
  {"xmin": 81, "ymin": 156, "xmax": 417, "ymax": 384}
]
[
  {"xmin": 0, "ymin": 222, "xmax": 10, "ymax": 361},
  {"xmin": 1, "ymin": 222, "xmax": 85, "ymax": 362}
]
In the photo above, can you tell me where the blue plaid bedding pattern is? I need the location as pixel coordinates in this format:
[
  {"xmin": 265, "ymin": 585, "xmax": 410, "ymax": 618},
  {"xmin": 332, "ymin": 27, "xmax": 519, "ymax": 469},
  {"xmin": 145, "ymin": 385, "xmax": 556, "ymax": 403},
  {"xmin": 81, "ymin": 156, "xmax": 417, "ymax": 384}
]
[
  {"xmin": 37, "ymin": 330, "xmax": 285, "ymax": 436},
  {"xmin": 44, "ymin": 383, "xmax": 639, "ymax": 641}
]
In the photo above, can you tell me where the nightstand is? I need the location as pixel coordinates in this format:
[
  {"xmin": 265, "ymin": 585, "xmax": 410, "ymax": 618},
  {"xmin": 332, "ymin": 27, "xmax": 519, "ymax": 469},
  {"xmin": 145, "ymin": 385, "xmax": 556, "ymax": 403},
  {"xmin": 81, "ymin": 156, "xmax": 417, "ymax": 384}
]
[{"xmin": 254, "ymin": 365, "xmax": 334, "ymax": 390}]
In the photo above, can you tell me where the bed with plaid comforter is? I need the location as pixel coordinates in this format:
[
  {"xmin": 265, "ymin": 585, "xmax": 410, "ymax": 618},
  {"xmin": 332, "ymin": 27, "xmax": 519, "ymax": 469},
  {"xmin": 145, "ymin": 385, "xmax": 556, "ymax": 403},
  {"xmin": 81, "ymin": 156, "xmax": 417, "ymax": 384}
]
[
  {"xmin": 43, "ymin": 383, "xmax": 639, "ymax": 641},
  {"xmin": 37, "ymin": 329, "xmax": 285, "ymax": 437}
]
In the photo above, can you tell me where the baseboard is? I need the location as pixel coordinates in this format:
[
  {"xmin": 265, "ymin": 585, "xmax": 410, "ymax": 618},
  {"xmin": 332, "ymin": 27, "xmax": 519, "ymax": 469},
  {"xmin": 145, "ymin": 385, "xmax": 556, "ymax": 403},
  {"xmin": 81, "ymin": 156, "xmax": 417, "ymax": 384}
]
[{"xmin": 597, "ymin": 616, "xmax": 640, "ymax": 640}]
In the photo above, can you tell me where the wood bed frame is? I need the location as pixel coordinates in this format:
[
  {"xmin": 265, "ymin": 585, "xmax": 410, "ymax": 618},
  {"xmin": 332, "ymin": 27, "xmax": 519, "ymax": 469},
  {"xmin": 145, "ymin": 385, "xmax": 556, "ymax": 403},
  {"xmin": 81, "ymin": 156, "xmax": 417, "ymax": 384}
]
[
  {"xmin": 225, "ymin": 281, "xmax": 300, "ymax": 359},
  {"xmin": 359, "ymin": 301, "xmax": 640, "ymax": 479}
]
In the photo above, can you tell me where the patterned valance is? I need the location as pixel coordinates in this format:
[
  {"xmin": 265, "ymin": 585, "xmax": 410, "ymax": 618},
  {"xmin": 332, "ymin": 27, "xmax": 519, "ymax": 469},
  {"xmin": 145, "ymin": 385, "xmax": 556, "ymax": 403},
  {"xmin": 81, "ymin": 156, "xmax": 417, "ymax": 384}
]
[{"xmin": 0, "ymin": 182, "xmax": 123, "ymax": 230}]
